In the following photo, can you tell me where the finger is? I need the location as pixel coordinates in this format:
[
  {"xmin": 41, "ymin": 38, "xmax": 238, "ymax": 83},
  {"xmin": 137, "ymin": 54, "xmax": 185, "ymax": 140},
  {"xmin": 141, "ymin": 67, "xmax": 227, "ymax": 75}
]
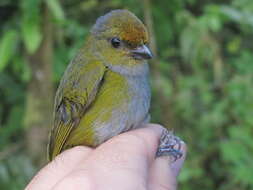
[
  {"xmin": 75, "ymin": 124, "xmax": 164, "ymax": 189},
  {"xmin": 25, "ymin": 146, "xmax": 92, "ymax": 190},
  {"xmin": 170, "ymin": 142, "xmax": 187, "ymax": 177},
  {"xmin": 148, "ymin": 142, "xmax": 187, "ymax": 190},
  {"xmin": 93, "ymin": 123, "xmax": 164, "ymax": 168},
  {"xmin": 148, "ymin": 157, "xmax": 176, "ymax": 190}
]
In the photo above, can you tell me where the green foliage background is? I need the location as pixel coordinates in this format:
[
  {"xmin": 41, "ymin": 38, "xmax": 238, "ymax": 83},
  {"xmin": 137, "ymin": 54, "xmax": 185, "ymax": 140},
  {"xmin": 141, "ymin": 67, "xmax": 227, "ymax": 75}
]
[{"xmin": 0, "ymin": 0, "xmax": 253, "ymax": 189}]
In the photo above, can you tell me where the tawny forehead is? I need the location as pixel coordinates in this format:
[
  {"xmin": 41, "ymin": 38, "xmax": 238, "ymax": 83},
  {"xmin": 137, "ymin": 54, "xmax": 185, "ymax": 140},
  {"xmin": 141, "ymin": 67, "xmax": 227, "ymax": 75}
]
[
  {"xmin": 92, "ymin": 10, "xmax": 149, "ymax": 45},
  {"xmin": 111, "ymin": 18, "xmax": 148, "ymax": 45}
]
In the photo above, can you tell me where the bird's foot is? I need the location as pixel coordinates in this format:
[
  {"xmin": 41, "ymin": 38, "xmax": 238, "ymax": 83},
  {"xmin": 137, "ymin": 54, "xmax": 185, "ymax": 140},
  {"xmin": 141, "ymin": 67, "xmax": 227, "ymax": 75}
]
[{"xmin": 156, "ymin": 129, "xmax": 183, "ymax": 162}]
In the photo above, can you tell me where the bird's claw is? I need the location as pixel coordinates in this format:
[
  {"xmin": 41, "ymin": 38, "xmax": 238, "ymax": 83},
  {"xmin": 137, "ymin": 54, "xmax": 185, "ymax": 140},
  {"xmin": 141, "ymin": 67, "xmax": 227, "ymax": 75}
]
[{"xmin": 156, "ymin": 129, "xmax": 183, "ymax": 162}]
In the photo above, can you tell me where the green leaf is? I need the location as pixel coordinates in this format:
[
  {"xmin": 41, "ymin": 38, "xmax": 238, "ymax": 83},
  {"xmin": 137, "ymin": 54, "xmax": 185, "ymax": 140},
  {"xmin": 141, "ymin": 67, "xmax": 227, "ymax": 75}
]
[
  {"xmin": 22, "ymin": 20, "xmax": 42, "ymax": 54},
  {"xmin": 0, "ymin": 30, "xmax": 18, "ymax": 71},
  {"xmin": 221, "ymin": 5, "xmax": 253, "ymax": 27},
  {"xmin": 21, "ymin": 0, "xmax": 42, "ymax": 54},
  {"xmin": 46, "ymin": 0, "xmax": 64, "ymax": 21}
]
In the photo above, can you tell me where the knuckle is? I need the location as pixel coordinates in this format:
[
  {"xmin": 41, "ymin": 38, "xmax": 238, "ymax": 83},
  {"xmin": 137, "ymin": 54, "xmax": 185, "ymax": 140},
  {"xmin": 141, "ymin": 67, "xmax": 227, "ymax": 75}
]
[
  {"xmin": 155, "ymin": 183, "xmax": 172, "ymax": 190},
  {"xmin": 120, "ymin": 132, "xmax": 148, "ymax": 150},
  {"xmin": 155, "ymin": 178, "xmax": 177, "ymax": 190},
  {"xmin": 70, "ymin": 145, "xmax": 91, "ymax": 154},
  {"xmin": 54, "ymin": 170, "xmax": 94, "ymax": 189},
  {"xmin": 95, "ymin": 146, "xmax": 130, "ymax": 169},
  {"xmin": 51, "ymin": 154, "xmax": 66, "ymax": 169},
  {"xmin": 148, "ymin": 123, "xmax": 164, "ymax": 131}
]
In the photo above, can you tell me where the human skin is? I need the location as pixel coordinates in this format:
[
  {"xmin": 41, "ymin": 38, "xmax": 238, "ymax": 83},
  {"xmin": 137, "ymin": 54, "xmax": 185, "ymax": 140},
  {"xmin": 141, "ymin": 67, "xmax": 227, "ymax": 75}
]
[{"xmin": 26, "ymin": 124, "xmax": 186, "ymax": 190}]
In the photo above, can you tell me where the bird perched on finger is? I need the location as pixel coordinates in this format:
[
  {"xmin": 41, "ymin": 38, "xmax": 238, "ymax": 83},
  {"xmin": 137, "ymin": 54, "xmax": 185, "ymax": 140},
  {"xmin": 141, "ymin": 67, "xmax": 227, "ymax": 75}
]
[
  {"xmin": 48, "ymin": 9, "xmax": 183, "ymax": 161},
  {"xmin": 48, "ymin": 10, "xmax": 153, "ymax": 160}
]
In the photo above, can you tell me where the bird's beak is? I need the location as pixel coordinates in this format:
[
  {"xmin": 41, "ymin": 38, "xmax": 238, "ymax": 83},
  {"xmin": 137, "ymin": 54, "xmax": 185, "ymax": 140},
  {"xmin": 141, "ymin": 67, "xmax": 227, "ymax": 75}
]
[{"xmin": 131, "ymin": 45, "xmax": 153, "ymax": 60}]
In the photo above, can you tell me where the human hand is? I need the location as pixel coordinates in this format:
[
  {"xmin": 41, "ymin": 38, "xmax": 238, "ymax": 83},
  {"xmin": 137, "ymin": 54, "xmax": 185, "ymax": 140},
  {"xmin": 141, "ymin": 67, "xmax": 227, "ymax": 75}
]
[{"xmin": 25, "ymin": 124, "xmax": 186, "ymax": 190}]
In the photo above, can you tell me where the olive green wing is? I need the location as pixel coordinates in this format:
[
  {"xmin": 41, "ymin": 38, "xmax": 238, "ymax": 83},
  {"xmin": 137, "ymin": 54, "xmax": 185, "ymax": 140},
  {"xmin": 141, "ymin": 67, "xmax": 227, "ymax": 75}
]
[{"xmin": 48, "ymin": 53, "xmax": 106, "ymax": 161}]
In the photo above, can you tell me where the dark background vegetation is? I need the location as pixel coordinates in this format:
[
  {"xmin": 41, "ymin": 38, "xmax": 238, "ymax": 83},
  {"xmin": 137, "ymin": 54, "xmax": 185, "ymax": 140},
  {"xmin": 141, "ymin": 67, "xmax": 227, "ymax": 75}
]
[{"xmin": 0, "ymin": 0, "xmax": 253, "ymax": 189}]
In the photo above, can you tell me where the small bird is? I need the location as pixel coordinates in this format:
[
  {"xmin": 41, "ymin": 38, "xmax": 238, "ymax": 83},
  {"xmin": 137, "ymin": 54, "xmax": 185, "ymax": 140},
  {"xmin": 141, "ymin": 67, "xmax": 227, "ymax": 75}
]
[{"xmin": 48, "ymin": 10, "xmax": 182, "ymax": 161}]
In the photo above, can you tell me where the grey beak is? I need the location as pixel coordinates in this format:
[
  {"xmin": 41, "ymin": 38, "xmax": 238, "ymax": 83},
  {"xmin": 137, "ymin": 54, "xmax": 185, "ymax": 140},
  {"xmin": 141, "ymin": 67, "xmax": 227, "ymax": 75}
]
[{"xmin": 131, "ymin": 45, "xmax": 153, "ymax": 60}]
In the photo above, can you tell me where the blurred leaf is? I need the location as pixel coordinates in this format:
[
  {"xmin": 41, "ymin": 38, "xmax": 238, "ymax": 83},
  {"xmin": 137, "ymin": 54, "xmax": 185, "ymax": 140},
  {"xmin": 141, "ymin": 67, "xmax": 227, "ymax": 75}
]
[
  {"xmin": 0, "ymin": 154, "xmax": 36, "ymax": 189},
  {"xmin": 21, "ymin": 0, "xmax": 42, "ymax": 54},
  {"xmin": 221, "ymin": 6, "xmax": 243, "ymax": 21},
  {"xmin": 46, "ymin": 0, "xmax": 64, "ymax": 20},
  {"xmin": 0, "ymin": 30, "xmax": 18, "ymax": 71},
  {"xmin": 227, "ymin": 36, "xmax": 241, "ymax": 53},
  {"xmin": 221, "ymin": 5, "xmax": 253, "ymax": 27},
  {"xmin": 220, "ymin": 140, "xmax": 247, "ymax": 162},
  {"xmin": 81, "ymin": 0, "xmax": 98, "ymax": 11}
]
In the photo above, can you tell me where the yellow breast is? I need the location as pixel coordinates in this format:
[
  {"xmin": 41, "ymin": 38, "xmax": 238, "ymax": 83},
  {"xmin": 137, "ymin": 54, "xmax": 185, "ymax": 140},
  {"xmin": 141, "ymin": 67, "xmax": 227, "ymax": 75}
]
[{"xmin": 66, "ymin": 70, "xmax": 130, "ymax": 147}]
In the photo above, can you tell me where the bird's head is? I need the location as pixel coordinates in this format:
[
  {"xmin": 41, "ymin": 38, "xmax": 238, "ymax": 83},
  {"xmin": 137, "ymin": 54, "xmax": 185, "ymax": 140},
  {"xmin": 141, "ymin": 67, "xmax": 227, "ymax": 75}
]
[{"xmin": 89, "ymin": 10, "xmax": 152, "ymax": 75}]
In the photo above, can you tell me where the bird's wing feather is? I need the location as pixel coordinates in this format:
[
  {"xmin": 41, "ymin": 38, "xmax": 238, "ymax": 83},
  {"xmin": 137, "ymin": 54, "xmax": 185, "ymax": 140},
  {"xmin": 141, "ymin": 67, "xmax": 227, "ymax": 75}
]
[{"xmin": 48, "ymin": 52, "xmax": 106, "ymax": 160}]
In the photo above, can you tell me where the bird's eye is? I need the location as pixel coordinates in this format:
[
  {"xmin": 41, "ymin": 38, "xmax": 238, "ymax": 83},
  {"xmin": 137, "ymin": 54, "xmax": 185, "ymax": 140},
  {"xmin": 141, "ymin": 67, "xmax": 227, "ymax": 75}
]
[{"xmin": 111, "ymin": 38, "xmax": 121, "ymax": 48}]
